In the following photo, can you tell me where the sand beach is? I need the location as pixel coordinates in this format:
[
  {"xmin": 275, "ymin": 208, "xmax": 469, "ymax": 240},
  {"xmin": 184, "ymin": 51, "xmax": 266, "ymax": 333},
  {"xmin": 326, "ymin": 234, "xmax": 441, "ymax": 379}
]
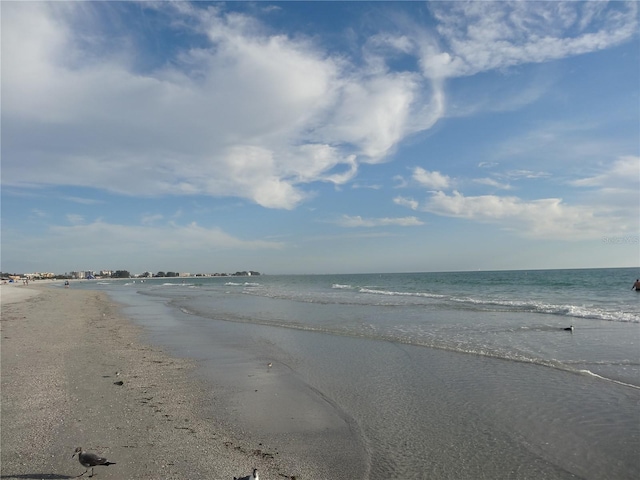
[
  {"xmin": 0, "ymin": 285, "xmax": 307, "ymax": 479},
  {"xmin": 0, "ymin": 283, "xmax": 42, "ymax": 304}
]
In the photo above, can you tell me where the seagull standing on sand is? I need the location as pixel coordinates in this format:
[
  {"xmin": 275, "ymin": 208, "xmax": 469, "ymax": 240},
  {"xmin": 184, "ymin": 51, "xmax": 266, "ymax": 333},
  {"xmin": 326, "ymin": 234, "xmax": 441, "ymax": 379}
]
[
  {"xmin": 234, "ymin": 468, "xmax": 259, "ymax": 480},
  {"xmin": 563, "ymin": 325, "xmax": 574, "ymax": 332},
  {"xmin": 72, "ymin": 447, "xmax": 116, "ymax": 477}
]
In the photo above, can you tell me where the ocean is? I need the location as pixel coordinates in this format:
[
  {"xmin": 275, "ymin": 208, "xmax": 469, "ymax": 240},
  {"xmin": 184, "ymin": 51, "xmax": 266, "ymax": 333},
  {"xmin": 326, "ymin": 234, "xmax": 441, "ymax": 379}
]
[{"xmin": 73, "ymin": 267, "xmax": 639, "ymax": 479}]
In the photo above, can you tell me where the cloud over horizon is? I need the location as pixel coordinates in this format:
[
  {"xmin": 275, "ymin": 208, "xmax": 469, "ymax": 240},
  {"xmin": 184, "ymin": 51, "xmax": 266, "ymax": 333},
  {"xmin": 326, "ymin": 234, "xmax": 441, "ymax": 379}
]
[{"xmin": 394, "ymin": 156, "xmax": 639, "ymax": 240}]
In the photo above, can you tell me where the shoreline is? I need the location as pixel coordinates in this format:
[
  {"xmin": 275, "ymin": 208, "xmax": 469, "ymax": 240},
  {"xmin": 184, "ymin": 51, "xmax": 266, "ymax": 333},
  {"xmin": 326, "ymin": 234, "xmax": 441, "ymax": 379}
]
[{"xmin": 0, "ymin": 285, "xmax": 308, "ymax": 479}]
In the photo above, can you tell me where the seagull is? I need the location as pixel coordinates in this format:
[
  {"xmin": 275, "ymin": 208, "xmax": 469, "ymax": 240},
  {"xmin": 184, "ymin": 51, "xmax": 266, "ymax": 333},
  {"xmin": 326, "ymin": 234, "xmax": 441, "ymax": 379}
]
[
  {"xmin": 563, "ymin": 325, "xmax": 574, "ymax": 332},
  {"xmin": 234, "ymin": 468, "xmax": 259, "ymax": 480},
  {"xmin": 72, "ymin": 447, "xmax": 116, "ymax": 477}
]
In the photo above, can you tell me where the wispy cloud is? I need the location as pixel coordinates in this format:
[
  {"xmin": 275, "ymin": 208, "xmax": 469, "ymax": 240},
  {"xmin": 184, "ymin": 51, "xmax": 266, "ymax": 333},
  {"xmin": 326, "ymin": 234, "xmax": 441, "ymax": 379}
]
[
  {"xmin": 66, "ymin": 214, "xmax": 85, "ymax": 225},
  {"xmin": 393, "ymin": 196, "xmax": 419, "ymax": 211},
  {"xmin": 394, "ymin": 184, "xmax": 637, "ymax": 240},
  {"xmin": 478, "ymin": 162, "xmax": 498, "ymax": 169},
  {"xmin": 392, "ymin": 152, "xmax": 639, "ymax": 240},
  {"xmin": 1, "ymin": 219, "xmax": 286, "ymax": 272},
  {"xmin": 351, "ymin": 183, "xmax": 382, "ymax": 190},
  {"xmin": 63, "ymin": 221, "xmax": 283, "ymax": 250},
  {"xmin": 302, "ymin": 231, "xmax": 399, "ymax": 243},
  {"xmin": 423, "ymin": 1, "xmax": 638, "ymax": 78},
  {"xmin": 141, "ymin": 214, "xmax": 164, "ymax": 226},
  {"xmin": 503, "ymin": 170, "xmax": 551, "ymax": 180},
  {"xmin": 1, "ymin": 2, "xmax": 432, "ymax": 209},
  {"xmin": 422, "ymin": 190, "xmax": 630, "ymax": 240},
  {"xmin": 569, "ymin": 156, "xmax": 640, "ymax": 210},
  {"xmin": 3, "ymin": 1, "xmax": 635, "ymax": 212},
  {"xmin": 473, "ymin": 178, "xmax": 512, "ymax": 190},
  {"xmin": 412, "ymin": 167, "xmax": 452, "ymax": 190},
  {"xmin": 337, "ymin": 215, "xmax": 424, "ymax": 228},
  {"xmin": 570, "ymin": 156, "xmax": 639, "ymax": 190},
  {"xmin": 63, "ymin": 196, "xmax": 104, "ymax": 205}
]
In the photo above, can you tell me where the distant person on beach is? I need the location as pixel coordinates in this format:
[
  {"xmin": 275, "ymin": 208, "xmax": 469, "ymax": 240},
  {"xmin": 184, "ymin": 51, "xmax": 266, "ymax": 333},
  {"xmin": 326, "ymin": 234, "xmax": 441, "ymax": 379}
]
[
  {"xmin": 633, "ymin": 279, "xmax": 640, "ymax": 291},
  {"xmin": 65, "ymin": 280, "xmax": 70, "ymax": 288}
]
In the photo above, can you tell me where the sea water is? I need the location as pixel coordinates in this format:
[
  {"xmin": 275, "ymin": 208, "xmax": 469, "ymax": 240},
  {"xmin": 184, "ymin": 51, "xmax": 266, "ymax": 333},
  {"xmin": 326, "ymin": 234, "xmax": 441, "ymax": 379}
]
[{"xmin": 75, "ymin": 268, "xmax": 640, "ymax": 479}]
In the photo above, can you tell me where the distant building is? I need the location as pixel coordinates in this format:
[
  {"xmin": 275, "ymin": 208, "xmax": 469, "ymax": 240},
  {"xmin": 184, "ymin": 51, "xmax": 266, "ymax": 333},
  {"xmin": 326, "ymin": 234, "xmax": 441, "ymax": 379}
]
[
  {"xmin": 25, "ymin": 272, "xmax": 55, "ymax": 279},
  {"xmin": 72, "ymin": 271, "xmax": 96, "ymax": 279}
]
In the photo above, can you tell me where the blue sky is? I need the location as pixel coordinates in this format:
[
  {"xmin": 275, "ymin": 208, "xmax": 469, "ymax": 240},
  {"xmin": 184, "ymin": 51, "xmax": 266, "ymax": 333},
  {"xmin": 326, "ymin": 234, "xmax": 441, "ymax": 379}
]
[{"xmin": 2, "ymin": 1, "xmax": 639, "ymax": 275}]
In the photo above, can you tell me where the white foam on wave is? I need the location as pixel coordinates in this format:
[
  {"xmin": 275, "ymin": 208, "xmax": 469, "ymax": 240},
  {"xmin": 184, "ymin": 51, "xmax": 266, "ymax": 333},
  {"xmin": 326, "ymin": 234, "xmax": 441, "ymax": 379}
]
[
  {"xmin": 577, "ymin": 369, "xmax": 640, "ymax": 390},
  {"xmin": 483, "ymin": 298, "xmax": 639, "ymax": 323},
  {"xmin": 332, "ymin": 284, "xmax": 353, "ymax": 290},
  {"xmin": 358, "ymin": 287, "xmax": 639, "ymax": 323},
  {"xmin": 564, "ymin": 359, "xmax": 640, "ymax": 366},
  {"xmin": 359, "ymin": 287, "xmax": 446, "ymax": 299},
  {"xmin": 505, "ymin": 300, "xmax": 639, "ymax": 323}
]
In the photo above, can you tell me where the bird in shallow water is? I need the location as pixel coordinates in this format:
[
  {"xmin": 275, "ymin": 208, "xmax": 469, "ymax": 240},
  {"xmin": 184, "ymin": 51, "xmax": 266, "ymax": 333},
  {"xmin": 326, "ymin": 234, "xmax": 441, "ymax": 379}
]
[
  {"xmin": 72, "ymin": 447, "xmax": 116, "ymax": 477},
  {"xmin": 234, "ymin": 468, "xmax": 259, "ymax": 480},
  {"xmin": 563, "ymin": 325, "xmax": 574, "ymax": 332}
]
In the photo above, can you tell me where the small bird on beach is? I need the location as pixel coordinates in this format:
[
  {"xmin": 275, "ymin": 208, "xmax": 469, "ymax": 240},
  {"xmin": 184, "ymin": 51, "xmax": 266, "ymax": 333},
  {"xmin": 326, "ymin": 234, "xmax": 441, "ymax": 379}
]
[
  {"xmin": 72, "ymin": 447, "xmax": 116, "ymax": 477},
  {"xmin": 563, "ymin": 325, "xmax": 574, "ymax": 332},
  {"xmin": 234, "ymin": 468, "xmax": 259, "ymax": 480},
  {"xmin": 267, "ymin": 362, "xmax": 273, "ymax": 368}
]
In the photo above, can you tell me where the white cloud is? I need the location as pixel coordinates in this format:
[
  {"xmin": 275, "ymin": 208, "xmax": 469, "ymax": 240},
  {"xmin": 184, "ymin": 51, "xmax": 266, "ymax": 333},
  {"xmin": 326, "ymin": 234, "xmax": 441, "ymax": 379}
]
[
  {"xmin": 423, "ymin": 1, "xmax": 638, "ymax": 78},
  {"xmin": 569, "ymin": 156, "xmax": 640, "ymax": 211},
  {"xmin": 351, "ymin": 183, "xmax": 382, "ymax": 190},
  {"xmin": 478, "ymin": 162, "xmax": 498, "ymax": 169},
  {"xmin": 141, "ymin": 214, "xmax": 164, "ymax": 226},
  {"xmin": 70, "ymin": 220, "xmax": 282, "ymax": 250},
  {"xmin": 337, "ymin": 215, "xmax": 424, "ymax": 228},
  {"xmin": 570, "ymin": 156, "xmax": 639, "ymax": 189},
  {"xmin": 64, "ymin": 196, "xmax": 104, "ymax": 205},
  {"xmin": 66, "ymin": 214, "xmax": 85, "ymax": 225},
  {"xmin": 393, "ymin": 196, "xmax": 420, "ymax": 211},
  {"xmin": 392, "ymin": 155, "xmax": 638, "ymax": 240},
  {"xmin": 2, "ymin": 1, "xmax": 636, "ymax": 212},
  {"xmin": 412, "ymin": 167, "xmax": 451, "ymax": 189},
  {"xmin": 504, "ymin": 170, "xmax": 551, "ymax": 180},
  {"xmin": 1, "ymin": 219, "xmax": 286, "ymax": 273},
  {"xmin": 473, "ymin": 178, "xmax": 512, "ymax": 190},
  {"xmin": 419, "ymin": 190, "xmax": 635, "ymax": 240},
  {"xmin": 1, "ymin": 3, "xmax": 440, "ymax": 210},
  {"xmin": 393, "ymin": 175, "xmax": 409, "ymax": 189},
  {"xmin": 493, "ymin": 118, "xmax": 632, "ymax": 167}
]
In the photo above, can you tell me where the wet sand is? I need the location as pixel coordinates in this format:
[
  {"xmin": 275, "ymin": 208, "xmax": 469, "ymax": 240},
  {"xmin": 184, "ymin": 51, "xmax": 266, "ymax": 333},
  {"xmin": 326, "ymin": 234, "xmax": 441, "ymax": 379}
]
[{"xmin": 0, "ymin": 285, "xmax": 307, "ymax": 479}]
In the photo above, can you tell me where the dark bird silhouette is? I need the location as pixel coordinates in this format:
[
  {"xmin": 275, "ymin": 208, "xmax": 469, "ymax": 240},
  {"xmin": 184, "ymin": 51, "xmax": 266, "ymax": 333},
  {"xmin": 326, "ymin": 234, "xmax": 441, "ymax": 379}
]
[
  {"xmin": 563, "ymin": 325, "xmax": 574, "ymax": 332},
  {"xmin": 234, "ymin": 468, "xmax": 259, "ymax": 480},
  {"xmin": 72, "ymin": 447, "xmax": 116, "ymax": 477}
]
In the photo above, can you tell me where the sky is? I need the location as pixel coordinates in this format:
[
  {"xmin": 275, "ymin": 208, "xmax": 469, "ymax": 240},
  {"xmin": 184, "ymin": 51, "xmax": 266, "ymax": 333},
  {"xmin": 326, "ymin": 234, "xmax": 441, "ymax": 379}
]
[{"xmin": 1, "ymin": 1, "xmax": 639, "ymax": 276}]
